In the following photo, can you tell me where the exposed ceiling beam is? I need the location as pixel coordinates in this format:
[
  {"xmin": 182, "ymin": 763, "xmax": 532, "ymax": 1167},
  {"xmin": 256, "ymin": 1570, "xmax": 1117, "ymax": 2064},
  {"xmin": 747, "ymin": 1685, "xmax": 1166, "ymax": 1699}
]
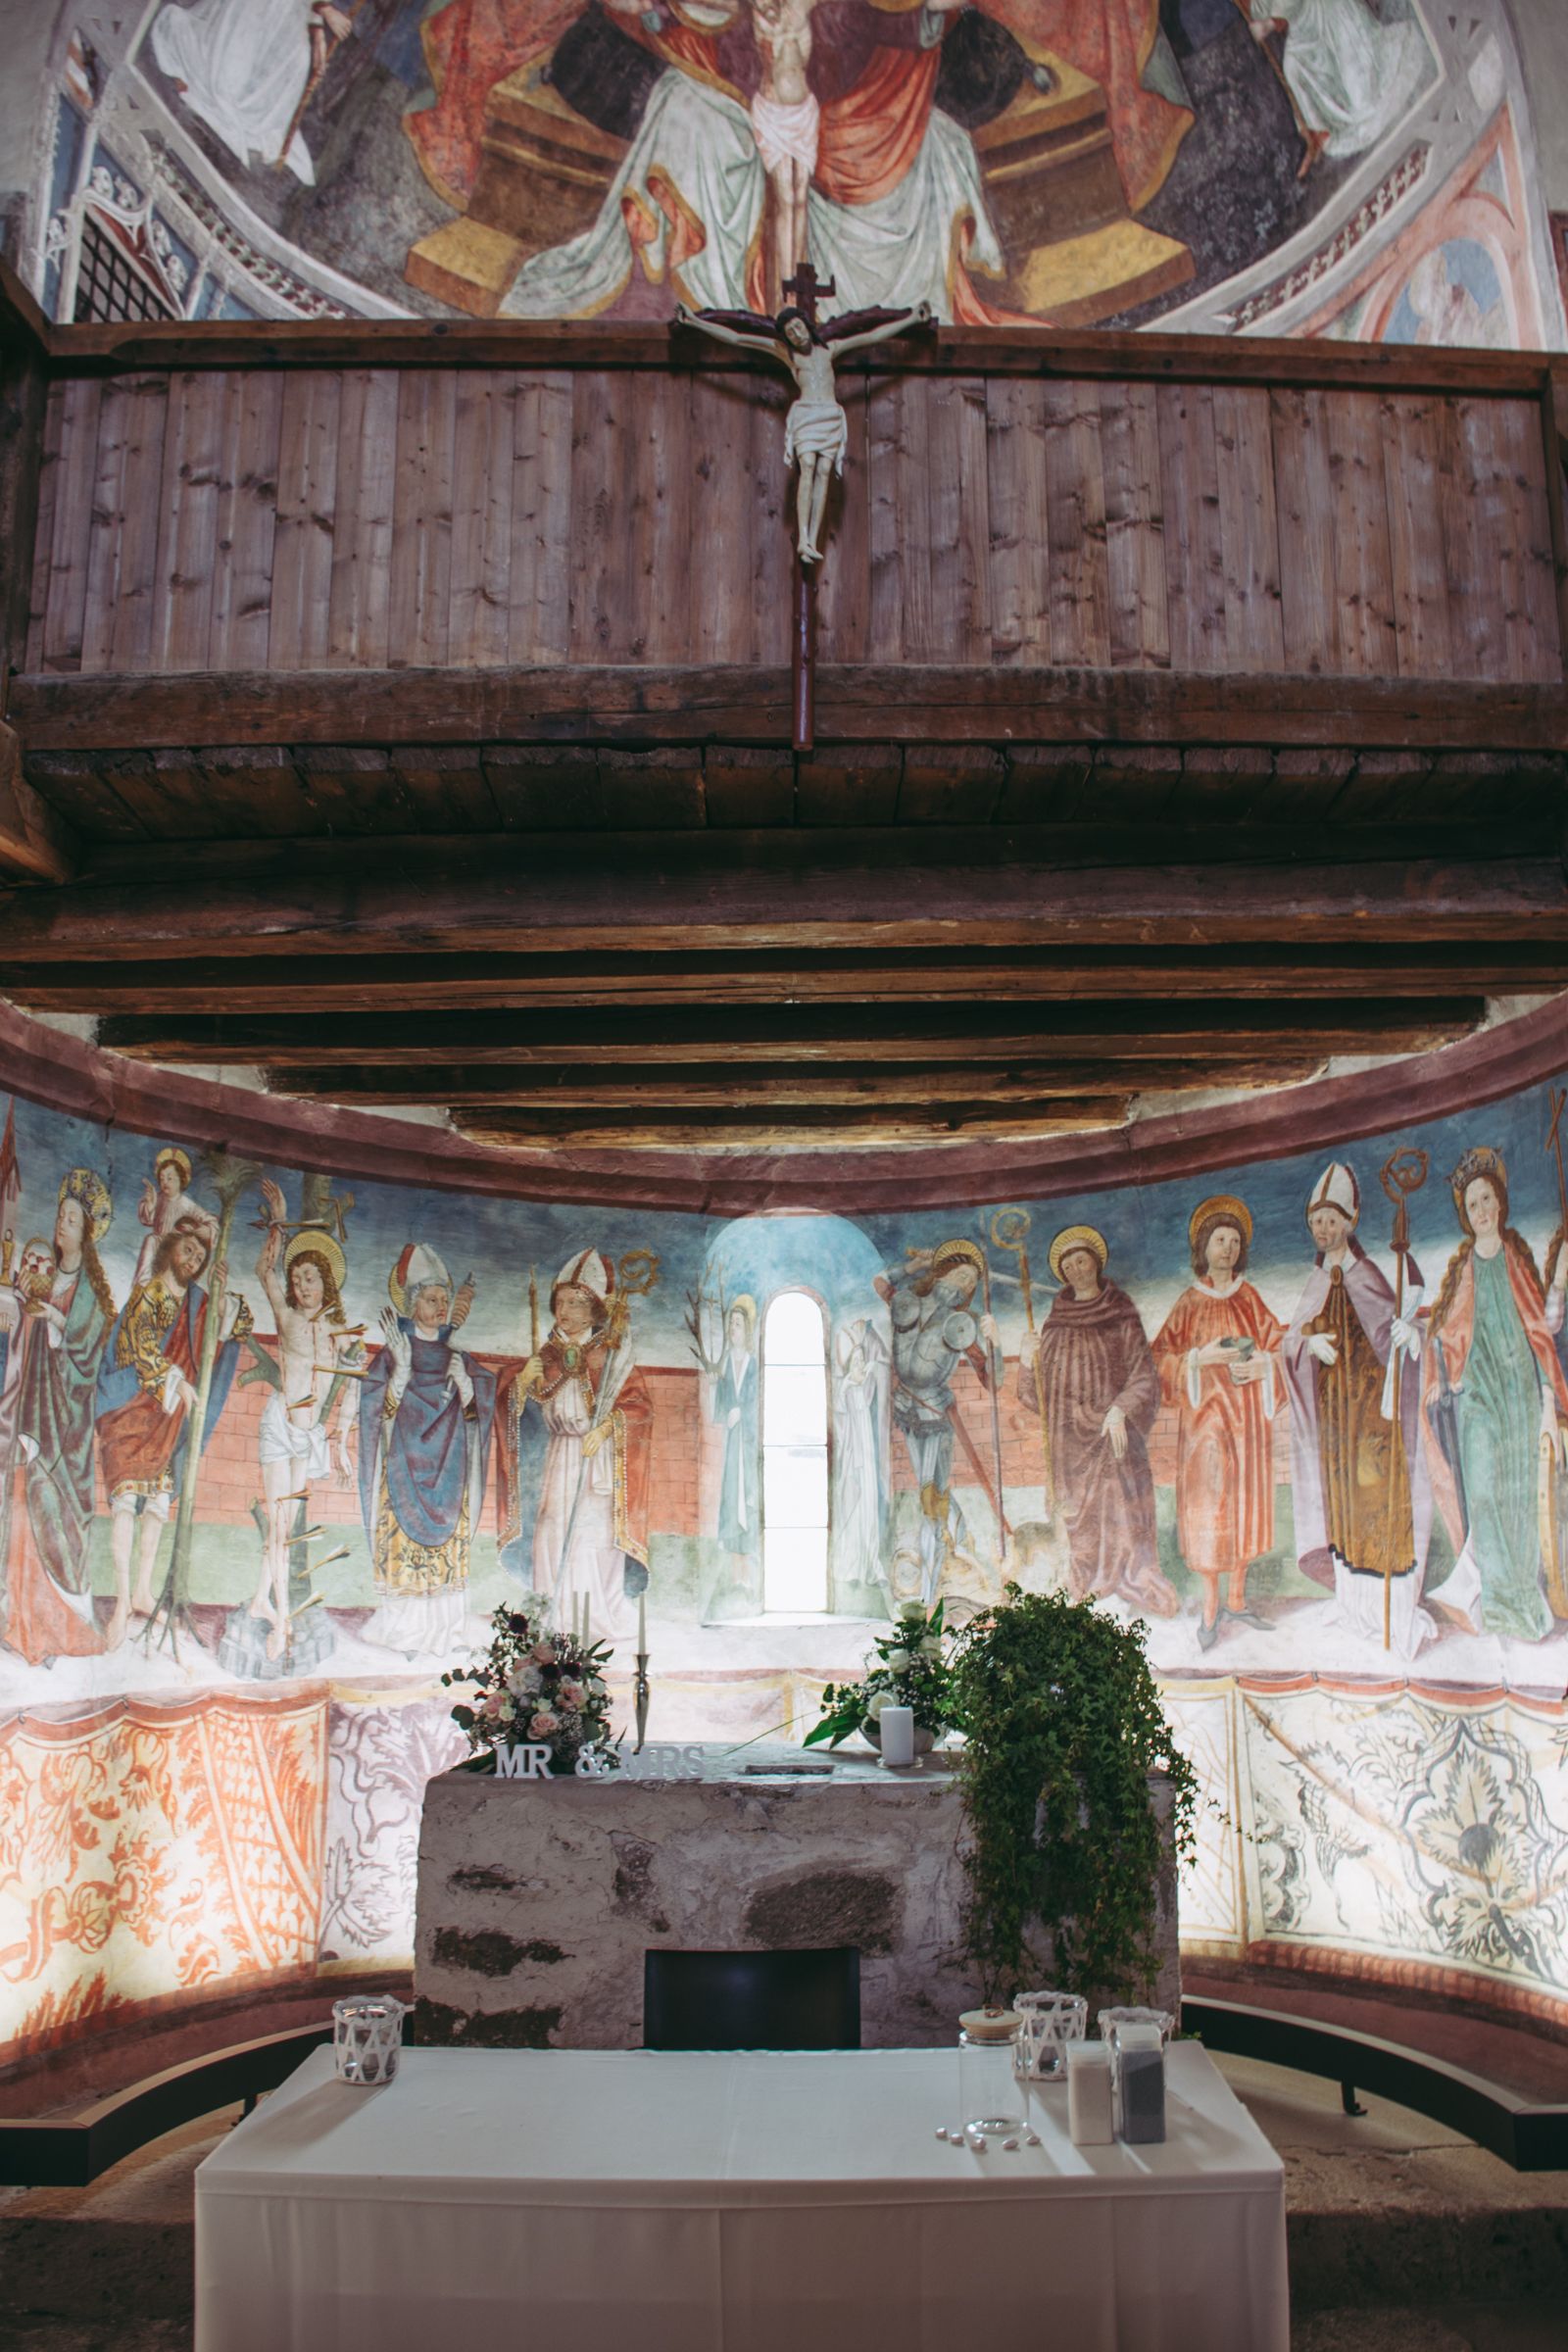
[
  {"xmin": 447, "ymin": 1102, "xmax": 1137, "ymax": 1150},
  {"xmin": 0, "ymin": 723, "xmax": 74, "ymax": 884},
  {"xmin": 3, "ymin": 841, "xmax": 1561, "ymax": 960},
  {"xmin": 266, "ymin": 1057, "xmax": 1325, "ymax": 1106},
  {"xmin": 3, "ymin": 942, "xmax": 1565, "ymax": 1015},
  {"xmin": 99, "ymin": 999, "xmax": 1483, "ymax": 1068}
]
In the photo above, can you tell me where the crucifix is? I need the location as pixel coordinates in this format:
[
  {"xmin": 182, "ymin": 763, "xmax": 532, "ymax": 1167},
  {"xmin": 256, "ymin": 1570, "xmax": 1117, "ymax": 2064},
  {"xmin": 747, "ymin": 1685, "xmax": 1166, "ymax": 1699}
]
[{"xmin": 676, "ymin": 267, "xmax": 932, "ymax": 751}]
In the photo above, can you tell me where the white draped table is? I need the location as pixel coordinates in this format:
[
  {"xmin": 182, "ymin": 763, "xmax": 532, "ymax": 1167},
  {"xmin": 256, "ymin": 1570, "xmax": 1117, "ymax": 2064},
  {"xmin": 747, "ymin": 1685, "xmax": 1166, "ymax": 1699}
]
[{"xmin": 195, "ymin": 2042, "xmax": 1288, "ymax": 2352}]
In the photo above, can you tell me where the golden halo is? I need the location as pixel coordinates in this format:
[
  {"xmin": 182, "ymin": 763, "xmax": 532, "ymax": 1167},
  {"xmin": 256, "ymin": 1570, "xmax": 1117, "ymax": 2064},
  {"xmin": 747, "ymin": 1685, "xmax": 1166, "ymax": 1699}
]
[
  {"xmin": 931, "ymin": 1237, "xmax": 986, "ymax": 1279},
  {"xmin": 286, "ymin": 1226, "xmax": 346, "ymax": 1297},
  {"xmin": 1048, "ymin": 1224, "xmax": 1108, "ymax": 1284},
  {"xmin": 1188, "ymin": 1194, "xmax": 1252, "ymax": 1253}
]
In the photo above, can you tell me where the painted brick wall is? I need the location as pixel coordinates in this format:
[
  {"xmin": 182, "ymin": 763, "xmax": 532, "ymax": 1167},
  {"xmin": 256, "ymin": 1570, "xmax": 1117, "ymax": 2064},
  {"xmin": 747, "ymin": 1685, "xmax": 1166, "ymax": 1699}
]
[{"xmin": 97, "ymin": 1347, "xmax": 1294, "ymax": 1540}]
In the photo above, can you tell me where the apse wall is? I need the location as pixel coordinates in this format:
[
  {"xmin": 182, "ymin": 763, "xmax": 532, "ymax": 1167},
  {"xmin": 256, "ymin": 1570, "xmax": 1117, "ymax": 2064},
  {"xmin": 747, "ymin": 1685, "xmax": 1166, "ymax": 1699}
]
[
  {"xmin": 1, "ymin": 0, "xmax": 1563, "ymax": 346},
  {"xmin": 3, "ymin": 998, "xmax": 1568, "ymax": 2075}
]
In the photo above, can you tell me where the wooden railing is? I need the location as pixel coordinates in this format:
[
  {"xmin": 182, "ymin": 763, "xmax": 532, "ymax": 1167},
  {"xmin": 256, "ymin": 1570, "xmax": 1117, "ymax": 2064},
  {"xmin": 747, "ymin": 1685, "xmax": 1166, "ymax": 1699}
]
[{"xmin": 5, "ymin": 270, "xmax": 1568, "ymax": 756}]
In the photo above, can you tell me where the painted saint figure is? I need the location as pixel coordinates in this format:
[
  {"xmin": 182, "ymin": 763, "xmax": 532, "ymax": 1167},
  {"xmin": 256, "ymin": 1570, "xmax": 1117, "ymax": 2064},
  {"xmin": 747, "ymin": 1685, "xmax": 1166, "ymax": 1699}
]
[
  {"xmin": 1152, "ymin": 1195, "xmax": 1284, "ymax": 1649},
  {"xmin": 150, "ymin": 0, "xmax": 354, "ymax": 184},
  {"xmin": 750, "ymin": 0, "xmax": 821, "ymax": 304},
  {"xmin": 248, "ymin": 1178, "xmax": 361, "ymax": 1661},
  {"xmin": 96, "ymin": 1213, "xmax": 250, "ymax": 1647},
  {"xmin": 0, "ymin": 1172, "xmax": 116, "ymax": 1665},
  {"xmin": 1280, "ymin": 1161, "xmax": 1434, "ymax": 1656},
  {"xmin": 875, "ymin": 1238, "xmax": 1000, "ymax": 1602},
  {"xmin": 133, "ymin": 1147, "xmax": 218, "ymax": 1290},
  {"xmin": 710, "ymin": 1296, "xmax": 760, "ymax": 1561},
  {"xmin": 675, "ymin": 297, "xmax": 930, "ymax": 564},
  {"xmin": 359, "ymin": 1245, "xmax": 495, "ymax": 1659},
  {"xmin": 499, "ymin": 1249, "xmax": 653, "ymax": 1641},
  {"xmin": 832, "ymin": 1314, "xmax": 890, "ymax": 1593},
  {"xmin": 1250, "ymin": 0, "xmax": 1432, "ymax": 178},
  {"xmin": 1422, "ymin": 1149, "xmax": 1568, "ymax": 1644},
  {"xmin": 1017, "ymin": 1224, "xmax": 1174, "ymax": 1619}
]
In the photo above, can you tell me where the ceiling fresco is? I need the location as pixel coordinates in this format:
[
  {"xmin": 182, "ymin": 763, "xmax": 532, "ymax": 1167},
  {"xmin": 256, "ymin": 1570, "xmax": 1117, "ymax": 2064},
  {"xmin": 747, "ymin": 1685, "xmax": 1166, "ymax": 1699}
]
[{"xmin": 3, "ymin": 0, "xmax": 1562, "ymax": 342}]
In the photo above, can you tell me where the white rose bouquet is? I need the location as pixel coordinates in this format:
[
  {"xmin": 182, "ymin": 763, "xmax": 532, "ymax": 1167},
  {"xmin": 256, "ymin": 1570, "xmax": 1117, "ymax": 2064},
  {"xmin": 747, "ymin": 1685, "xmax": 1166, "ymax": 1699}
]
[
  {"xmin": 804, "ymin": 1599, "xmax": 958, "ymax": 1749},
  {"xmin": 444, "ymin": 1599, "xmax": 614, "ymax": 1774}
]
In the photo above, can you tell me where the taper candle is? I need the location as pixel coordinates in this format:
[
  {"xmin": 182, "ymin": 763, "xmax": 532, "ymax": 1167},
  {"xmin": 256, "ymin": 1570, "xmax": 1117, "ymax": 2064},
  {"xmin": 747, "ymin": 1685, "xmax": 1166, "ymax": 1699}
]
[{"xmin": 637, "ymin": 1590, "xmax": 647, "ymax": 1654}]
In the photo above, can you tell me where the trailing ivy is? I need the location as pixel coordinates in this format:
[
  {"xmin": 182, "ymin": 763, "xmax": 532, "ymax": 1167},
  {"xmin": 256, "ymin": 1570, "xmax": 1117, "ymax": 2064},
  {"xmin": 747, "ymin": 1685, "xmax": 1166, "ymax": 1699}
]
[{"xmin": 949, "ymin": 1585, "xmax": 1199, "ymax": 2004}]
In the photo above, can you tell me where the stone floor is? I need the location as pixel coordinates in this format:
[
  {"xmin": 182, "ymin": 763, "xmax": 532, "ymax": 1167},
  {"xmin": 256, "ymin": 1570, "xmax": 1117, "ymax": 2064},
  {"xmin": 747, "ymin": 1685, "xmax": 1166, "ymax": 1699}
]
[{"xmin": 1, "ymin": 2055, "xmax": 1564, "ymax": 2348}]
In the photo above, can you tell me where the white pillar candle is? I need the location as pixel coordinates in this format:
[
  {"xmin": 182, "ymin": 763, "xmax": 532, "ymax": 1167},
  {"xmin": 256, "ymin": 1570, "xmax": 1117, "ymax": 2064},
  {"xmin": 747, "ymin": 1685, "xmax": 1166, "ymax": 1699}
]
[
  {"xmin": 879, "ymin": 1704, "xmax": 915, "ymax": 1768},
  {"xmin": 1066, "ymin": 2041, "xmax": 1114, "ymax": 2146}
]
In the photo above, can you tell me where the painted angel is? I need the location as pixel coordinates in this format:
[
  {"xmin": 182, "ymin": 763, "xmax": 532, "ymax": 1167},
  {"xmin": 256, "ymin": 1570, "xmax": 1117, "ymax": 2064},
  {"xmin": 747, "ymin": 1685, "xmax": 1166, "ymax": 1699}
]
[{"xmin": 675, "ymin": 298, "xmax": 932, "ymax": 564}]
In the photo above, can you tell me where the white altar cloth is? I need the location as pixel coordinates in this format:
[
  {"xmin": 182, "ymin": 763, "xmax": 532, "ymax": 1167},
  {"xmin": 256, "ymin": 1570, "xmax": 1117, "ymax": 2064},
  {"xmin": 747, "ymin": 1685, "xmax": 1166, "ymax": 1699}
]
[{"xmin": 195, "ymin": 2042, "xmax": 1288, "ymax": 2352}]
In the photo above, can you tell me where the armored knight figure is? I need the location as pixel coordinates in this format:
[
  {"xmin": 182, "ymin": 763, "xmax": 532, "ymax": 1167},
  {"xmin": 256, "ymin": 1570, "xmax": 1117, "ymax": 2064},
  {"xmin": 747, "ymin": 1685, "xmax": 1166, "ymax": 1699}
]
[{"xmin": 875, "ymin": 1238, "xmax": 1000, "ymax": 1601}]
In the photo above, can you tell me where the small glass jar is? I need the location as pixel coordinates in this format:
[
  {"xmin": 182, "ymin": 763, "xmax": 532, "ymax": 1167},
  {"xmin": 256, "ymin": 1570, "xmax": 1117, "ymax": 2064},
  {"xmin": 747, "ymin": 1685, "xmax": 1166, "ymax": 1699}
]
[
  {"xmin": 332, "ymin": 1993, "xmax": 406, "ymax": 2086},
  {"xmin": 958, "ymin": 2007, "xmax": 1023, "ymax": 2138},
  {"xmin": 1015, "ymin": 1989, "xmax": 1088, "ymax": 2082}
]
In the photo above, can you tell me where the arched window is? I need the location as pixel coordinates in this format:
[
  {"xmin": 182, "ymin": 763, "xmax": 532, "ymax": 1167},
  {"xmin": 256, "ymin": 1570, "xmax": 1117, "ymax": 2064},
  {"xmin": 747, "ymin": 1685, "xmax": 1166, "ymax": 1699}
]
[{"xmin": 761, "ymin": 1290, "xmax": 830, "ymax": 1614}]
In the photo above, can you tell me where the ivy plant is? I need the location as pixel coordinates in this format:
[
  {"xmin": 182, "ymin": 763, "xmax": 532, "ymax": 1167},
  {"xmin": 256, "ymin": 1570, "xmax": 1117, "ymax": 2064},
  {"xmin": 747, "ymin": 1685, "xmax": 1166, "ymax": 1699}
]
[{"xmin": 949, "ymin": 1585, "xmax": 1199, "ymax": 2005}]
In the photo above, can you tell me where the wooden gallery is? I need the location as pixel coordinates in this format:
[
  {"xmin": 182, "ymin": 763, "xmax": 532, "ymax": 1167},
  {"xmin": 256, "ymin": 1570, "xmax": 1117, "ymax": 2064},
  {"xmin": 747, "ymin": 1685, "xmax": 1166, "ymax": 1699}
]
[{"xmin": 2, "ymin": 3, "xmax": 1568, "ymax": 2346}]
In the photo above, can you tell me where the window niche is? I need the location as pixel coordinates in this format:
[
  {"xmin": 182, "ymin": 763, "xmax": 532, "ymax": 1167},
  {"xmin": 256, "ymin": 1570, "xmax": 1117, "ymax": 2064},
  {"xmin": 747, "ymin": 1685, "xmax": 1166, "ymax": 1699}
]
[{"xmin": 693, "ymin": 1216, "xmax": 892, "ymax": 1627}]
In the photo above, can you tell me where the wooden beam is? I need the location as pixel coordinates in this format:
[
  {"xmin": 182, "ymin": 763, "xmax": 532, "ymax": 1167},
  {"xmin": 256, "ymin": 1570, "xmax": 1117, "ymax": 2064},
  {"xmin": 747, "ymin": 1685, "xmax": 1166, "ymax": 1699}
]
[
  {"xmin": 35, "ymin": 307, "xmax": 1554, "ymax": 398},
  {"xmin": 0, "ymin": 722, "xmax": 74, "ymax": 883},
  {"xmin": 6, "ymin": 940, "xmax": 1561, "ymax": 1013},
  {"xmin": 8, "ymin": 843, "xmax": 1557, "ymax": 960},
  {"xmin": 447, "ymin": 1101, "xmax": 1136, "ymax": 1150},
  {"xmin": 267, "ymin": 1056, "xmax": 1323, "ymax": 1106},
  {"xmin": 14, "ymin": 664, "xmax": 1567, "ymax": 752},
  {"xmin": 100, "ymin": 999, "xmax": 1483, "ymax": 1066}
]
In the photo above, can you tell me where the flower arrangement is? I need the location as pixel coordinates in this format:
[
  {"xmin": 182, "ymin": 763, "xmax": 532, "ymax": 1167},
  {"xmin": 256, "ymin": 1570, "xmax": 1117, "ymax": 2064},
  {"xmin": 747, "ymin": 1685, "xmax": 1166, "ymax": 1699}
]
[
  {"xmin": 443, "ymin": 1601, "xmax": 614, "ymax": 1774},
  {"xmin": 804, "ymin": 1598, "xmax": 958, "ymax": 1749}
]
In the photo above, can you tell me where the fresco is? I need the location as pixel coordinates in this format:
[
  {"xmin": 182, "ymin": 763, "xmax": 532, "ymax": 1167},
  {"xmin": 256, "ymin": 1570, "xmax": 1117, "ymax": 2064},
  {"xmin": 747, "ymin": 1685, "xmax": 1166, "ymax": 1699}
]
[
  {"xmin": 7, "ymin": 1029, "xmax": 1568, "ymax": 2063},
  {"xmin": 3, "ymin": 0, "xmax": 1562, "ymax": 342}
]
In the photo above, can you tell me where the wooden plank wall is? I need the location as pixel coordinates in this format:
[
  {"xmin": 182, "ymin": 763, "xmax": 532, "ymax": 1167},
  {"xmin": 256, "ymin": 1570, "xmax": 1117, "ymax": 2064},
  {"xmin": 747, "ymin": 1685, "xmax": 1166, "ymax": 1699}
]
[{"xmin": 23, "ymin": 366, "xmax": 1565, "ymax": 685}]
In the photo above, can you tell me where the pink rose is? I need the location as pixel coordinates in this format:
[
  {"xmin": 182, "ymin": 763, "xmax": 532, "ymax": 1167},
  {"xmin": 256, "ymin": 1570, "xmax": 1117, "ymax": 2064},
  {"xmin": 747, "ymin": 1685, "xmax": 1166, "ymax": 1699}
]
[
  {"xmin": 558, "ymin": 1681, "xmax": 586, "ymax": 1710},
  {"xmin": 528, "ymin": 1710, "xmax": 561, "ymax": 1739},
  {"xmin": 531, "ymin": 1641, "xmax": 558, "ymax": 1667},
  {"xmin": 483, "ymin": 1694, "xmax": 503, "ymax": 1720}
]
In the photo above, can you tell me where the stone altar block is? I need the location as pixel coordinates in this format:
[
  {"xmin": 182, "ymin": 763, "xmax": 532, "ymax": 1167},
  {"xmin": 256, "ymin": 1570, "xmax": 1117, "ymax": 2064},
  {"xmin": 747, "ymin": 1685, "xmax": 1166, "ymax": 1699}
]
[{"xmin": 414, "ymin": 1748, "xmax": 1180, "ymax": 2049}]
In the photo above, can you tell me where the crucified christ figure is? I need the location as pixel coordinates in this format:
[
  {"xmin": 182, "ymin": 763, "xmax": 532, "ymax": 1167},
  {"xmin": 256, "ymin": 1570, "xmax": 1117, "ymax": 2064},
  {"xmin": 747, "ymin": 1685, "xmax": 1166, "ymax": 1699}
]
[
  {"xmin": 676, "ymin": 295, "xmax": 931, "ymax": 564},
  {"xmin": 749, "ymin": 0, "xmax": 820, "ymax": 310}
]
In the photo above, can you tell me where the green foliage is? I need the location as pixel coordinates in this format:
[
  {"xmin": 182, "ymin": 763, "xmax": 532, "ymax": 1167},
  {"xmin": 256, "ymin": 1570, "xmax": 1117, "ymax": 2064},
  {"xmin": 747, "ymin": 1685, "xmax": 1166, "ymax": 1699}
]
[
  {"xmin": 804, "ymin": 1598, "xmax": 958, "ymax": 1746},
  {"xmin": 949, "ymin": 1586, "xmax": 1199, "ymax": 2005}
]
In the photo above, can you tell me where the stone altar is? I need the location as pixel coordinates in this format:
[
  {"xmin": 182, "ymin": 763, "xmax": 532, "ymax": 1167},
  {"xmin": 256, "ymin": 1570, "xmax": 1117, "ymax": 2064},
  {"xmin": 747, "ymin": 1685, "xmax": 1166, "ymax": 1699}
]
[{"xmin": 414, "ymin": 1747, "xmax": 1180, "ymax": 2048}]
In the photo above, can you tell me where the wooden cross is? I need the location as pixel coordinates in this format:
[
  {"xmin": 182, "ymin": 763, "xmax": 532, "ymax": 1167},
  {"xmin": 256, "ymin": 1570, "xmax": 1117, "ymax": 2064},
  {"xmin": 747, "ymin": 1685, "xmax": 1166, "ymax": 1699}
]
[{"xmin": 784, "ymin": 262, "xmax": 835, "ymax": 754}]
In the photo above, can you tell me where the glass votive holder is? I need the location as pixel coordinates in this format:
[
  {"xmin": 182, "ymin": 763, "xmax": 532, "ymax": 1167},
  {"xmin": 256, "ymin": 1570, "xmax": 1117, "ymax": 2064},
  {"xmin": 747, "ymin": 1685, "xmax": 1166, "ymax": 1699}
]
[
  {"xmin": 958, "ymin": 2007, "xmax": 1024, "ymax": 2138},
  {"xmin": 1097, "ymin": 2005, "xmax": 1174, "ymax": 2050},
  {"xmin": 332, "ymin": 1993, "xmax": 406, "ymax": 2086},
  {"xmin": 1014, "ymin": 1989, "xmax": 1089, "ymax": 2082}
]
